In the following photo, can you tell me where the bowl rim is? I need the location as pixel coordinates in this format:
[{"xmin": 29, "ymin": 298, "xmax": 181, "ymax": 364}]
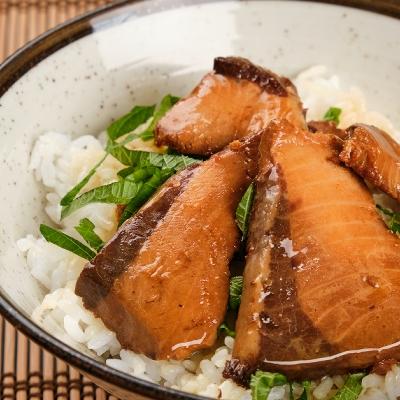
[{"xmin": 0, "ymin": 0, "xmax": 399, "ymax": 398}]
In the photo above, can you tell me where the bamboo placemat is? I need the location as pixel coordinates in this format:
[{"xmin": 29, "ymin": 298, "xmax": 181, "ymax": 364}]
[{"xmin": 0, "ymin": 2, "xmax": 120, "ymax": 398}]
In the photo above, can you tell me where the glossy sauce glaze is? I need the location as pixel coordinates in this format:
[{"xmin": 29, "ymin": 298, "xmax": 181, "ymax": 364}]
[
  {"xmin": 340, "ymin": 124, "xmax": 400, "ymax": 201},
  {"xmin": 155, "ymin": 57, "xmax": 306, "ymax": 156},
  {"xmin": 225, "ymin": 119, "xmax": 400, "ymax": 382},
  {"xmin": 76, "ymin": 133, "xmax": 261, "ymax": 360}
]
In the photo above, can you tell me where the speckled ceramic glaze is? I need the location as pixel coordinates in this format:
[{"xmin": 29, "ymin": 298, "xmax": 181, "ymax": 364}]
[{"xmin": 0, "ymin": 1, "xmax": 399, "ymax": 399}]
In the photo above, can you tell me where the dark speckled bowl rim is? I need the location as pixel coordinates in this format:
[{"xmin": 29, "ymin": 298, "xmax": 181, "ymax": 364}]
[{"xmin": 0, "ymin": 0, "xmax": 399, "ymax": 399}]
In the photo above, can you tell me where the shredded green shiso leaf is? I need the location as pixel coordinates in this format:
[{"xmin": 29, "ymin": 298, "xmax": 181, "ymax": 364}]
[
  {"xmin": 117, "ymin": 166, "xmax": 158, "ymax": 180},
  {"xmin": 323, "ymin": 106, "xmax": 342, "ymax": 125},
  {"xmin": 250, "ymin": 371, "xmax": 288, "ymax": 400},
  {"xmin": 61, "ymin": 178, "xmax": 144, "ymax": 219},
  {"xmin": 229, "ymin": 275, "xmax": 244, "ymax": 310},
  {"xmin": 331, "ymin": 373, "xmax": 365, "ymax": 400},
  {"xmin": 236, "ymin": 183, "xmax": 255, "ymax": 239},
  {"xmin": 41, "ymin": 95, "xmax": 200, "ymax": 260},
  {"xmin": 376, "ymin": 204, "xmax": 400, "ymax": 233},
  {"xmin": 74, "ymin": 218, "xmax": 104, "ymax": 252},
  {"xmin": 299, "ymin": 380, "xmax": 312, "ymax": 400},
  {"xmin": 139, "ymin": 94, "xmax": 180, "ymax": 141},
  {"xmin": 60, "ymin": 154, "xmax": 108, "ymax": 207},
  {"xmin": 219, "ymin": 276, "xmax": 244, "ymax": 338},
  {"xmin": 118, "ymin": 168, "xmax": 174, "ymax": 226},
  {"xmin": 60, "ymin": 96, "xmax": 199, "ymax": 221},
  {"xmin": 106, "ymin": 142, "xmax": 199, "ymax": 170},
  {"xmin": 247, "ymin": 372, "xmax": 365, "ymax": 400},
  {"xmin": 107, "ymin": 105, "xmax": 156, "ymax": 141},
  {"xmin": 218, "ymin": 323, "xmax": 236, "ymax": 338},
  {"xmin": 40, "ymin": 224, "xmax": 96, "ymax": 261}
]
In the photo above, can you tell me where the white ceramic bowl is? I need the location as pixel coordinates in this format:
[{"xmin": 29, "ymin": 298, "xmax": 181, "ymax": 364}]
[{"xmin": 0, "ymin": 1, "xmax": 399, "ymax": 398}]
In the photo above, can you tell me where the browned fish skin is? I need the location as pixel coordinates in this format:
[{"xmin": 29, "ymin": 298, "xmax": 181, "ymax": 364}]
[
  {"xmin": 76, "ymin": 166, "xmax": 198, "ymax": 310},
  {"xmin": 308, "ymin": 120, "xmax": 346, "ymax": 138},
  {"xmin": 76, "ymin": 133, "xmax": 261, "ymax": 360},
  {"xmin": 225, "ymin": 120, "xmax": 400, "ymax": 382},
  {"xmin": 155, "ymin": 57, "xmax": 305, "ymax": 156},
  {"xmin": 213, "ymin": 56, "xmax": 289, "ymax": 96},
  {"xmin": 372, "ymin": 359, "xmax": 398, "ymax": 376},
  {"xmin": 340, "ymin": 124, "xmax": 400, "ymax": 201}
]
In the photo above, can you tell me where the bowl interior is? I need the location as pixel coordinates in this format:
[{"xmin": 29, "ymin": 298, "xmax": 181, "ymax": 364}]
[{"xmin": 0, "ymin": 0, "xmax": 399, "ymax": 392}]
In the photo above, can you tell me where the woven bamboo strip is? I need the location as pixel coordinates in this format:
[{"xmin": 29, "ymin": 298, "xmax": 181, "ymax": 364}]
[
  {"xmin": 28, "ymin": 342, "xmax": 42, "ymax": 398},
  {"xmin": 3, "ymin": 320, "xmax": 16, "ymax": 399},
  {"xmin": 27, "ymin": 3, "xmax": 38, "ymax": 43},
  {"xmin": 55, "ymin": 358, "xmax": 69, "ymax": 398},
  {"xmin": 0, "ymin": 6, "xmax": 6, "ymax": 60},
  {"xmin": 15, "ymin": 331, "xmax": 28, "ymax": 400},
  {"xmin": 42, "ymin": 350, "xmax": 55, "ymax": 399},
  {"xmin": 0, "ymin": 0, "xmax": 111, "ymax": 61}
]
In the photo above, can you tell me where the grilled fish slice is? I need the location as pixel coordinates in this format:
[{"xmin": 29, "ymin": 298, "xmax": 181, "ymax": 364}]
[
  {"xmin": 155, "ymin": 57, "xmax": 305, "ymax": 156},
  {"xmin": 225, "ymin": 119, "xmax": 400, "ymax": 382},
  {"xmin": 75, "ymin": 133, "xmax": 260, "ymax": 360},
  {"xmin": 308, "ymin": 120, "xmax": 346, "ymax": 138},
  {"xmin": 340, "ymin": 124, "xmax": 400, "ymax": 201}
]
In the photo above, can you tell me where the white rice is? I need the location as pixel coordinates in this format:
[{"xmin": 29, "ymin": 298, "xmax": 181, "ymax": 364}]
[
  {"xmin": 294, "ymin": 65, "xmax": 400, "ymax": 141},
  {"xmin": 17, "ymin": 67, "xmax": 400, "ymax": 400}
]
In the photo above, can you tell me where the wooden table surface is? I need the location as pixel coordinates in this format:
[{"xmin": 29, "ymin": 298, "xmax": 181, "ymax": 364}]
[{"xmin": 0, "ymin": 2, "xmax": 120, "ymax": 399}]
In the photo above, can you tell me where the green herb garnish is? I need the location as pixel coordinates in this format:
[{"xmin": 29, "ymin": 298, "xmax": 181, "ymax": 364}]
[
  {"xmin": 125, "ymin": 166, "xmax": 157, "ymax": 181},
  {"xmin": 218, "ymin": 323, "xmax": 236, "ymax": 338},
  {"xmin": 377, "ymin": 204, "xmax": 400, "ymax": 233},
  {"xmin": 74, "ymin": 218, "xmax": 104, "ymax": 252},
  {"xmin": 250, "ymin": 371, "xmax": 288, "ymax": 400},
  {"xmin": 107, "ymin": 105, "xmax": 155, "ymax": 141},
  {"xmin": 300, "ymin": 380, "xmax": 312, "ymax": 400},
  {"xmin": 140, "ymin": 94, "xmax": 180, "ymax": 141},
  {"xmin": 119, "ymin": 168, "xmax": 174, "ymax": 225},
  {"xmin": 117, "ymin": 166, "xmax": 137, "ymax": 179},
  {"xmin": 40, "ymin": 224, "xmax": 96, "ymax": 260},
  {"xmin": 236, "ymin": 183, "xmax": 255, "ymax": 238},
  {"xmin": 323, "ymin": 106, "xmax": 342, "ymax": 125},
  {"xmin": 107, "ymin": 142, "xmax": 199, "ymax": 170},
  {"xmin": 62, "ymin": 138, "xmax": 198, "ymax": 220},
  {"xmin": 60, "ymin": 95, "xmax": 184, "ymax": 209},
  {"xmin": 58, "ymin": 96, "xmax": 200, "ymax": 243},
  {"xmin": 289, "ymin": 383, "xmax": 295, "ymax": 400},
  {"xmin": 229, "ymin": 276, "xmax": 243, "ymax": 310},
  {"xmin": 60, "ymin": 154, "xmax": 108, "ymax": 206},
  {"xmin": 331, "ymin": 373, "xmax": 365, "ymax": 400},
  {"xmin": 61, "ymin": 179, "xmax": 143, "ymax": 219}
]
